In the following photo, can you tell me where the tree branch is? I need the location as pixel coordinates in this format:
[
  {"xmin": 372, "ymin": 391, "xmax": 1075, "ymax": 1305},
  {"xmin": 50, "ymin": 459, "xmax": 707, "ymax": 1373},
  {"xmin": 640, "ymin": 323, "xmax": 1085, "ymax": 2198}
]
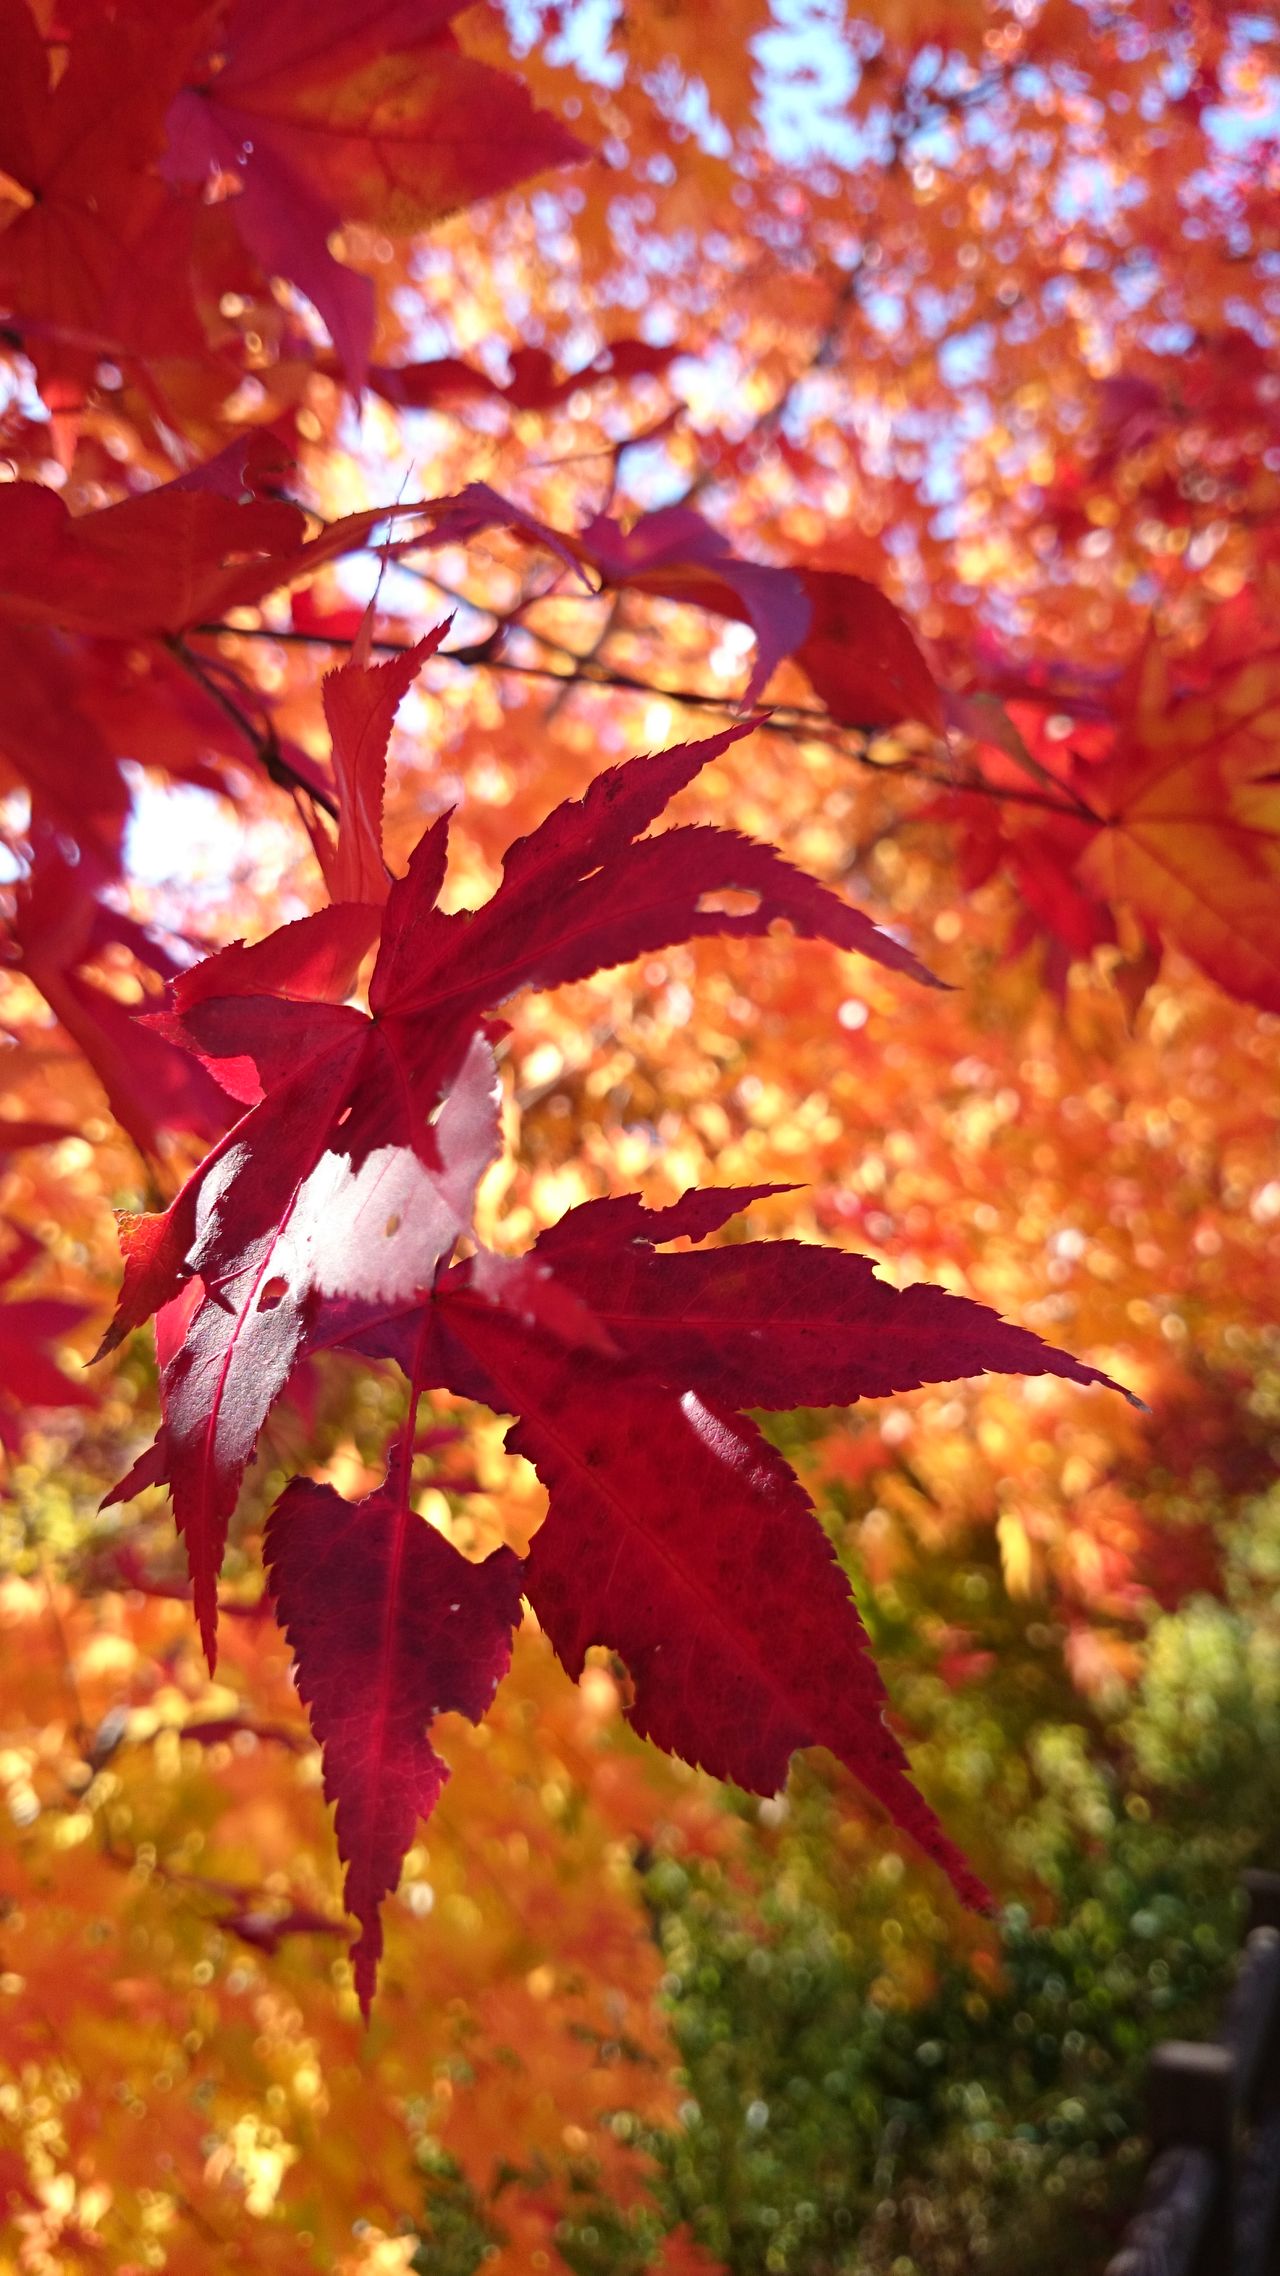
[
  {"xmin": 191, "ymin": 620, "xmax": 1091, "ymax": 819},
  {"xmin": 167, "ymin": 636, "xmax": 339, "ymax": 820}
]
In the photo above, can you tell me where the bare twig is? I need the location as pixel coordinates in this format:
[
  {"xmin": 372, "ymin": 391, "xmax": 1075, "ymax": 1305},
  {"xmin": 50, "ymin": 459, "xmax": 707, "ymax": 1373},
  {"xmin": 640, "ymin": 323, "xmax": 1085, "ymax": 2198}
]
[
  {"xmin": 167, "ymin": 635, "xmax": 339, "ymax": 820},
  {"xmin": 192, "ymin": 618, "xmax": 1090, "ymax": 818}
]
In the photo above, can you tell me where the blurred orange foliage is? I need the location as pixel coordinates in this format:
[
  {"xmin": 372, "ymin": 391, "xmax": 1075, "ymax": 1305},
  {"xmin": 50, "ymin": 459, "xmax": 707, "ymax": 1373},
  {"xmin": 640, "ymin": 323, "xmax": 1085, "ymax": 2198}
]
[{"xmin": 2, "ymin": 0, "xmax": 1279, "ymax": 2265}]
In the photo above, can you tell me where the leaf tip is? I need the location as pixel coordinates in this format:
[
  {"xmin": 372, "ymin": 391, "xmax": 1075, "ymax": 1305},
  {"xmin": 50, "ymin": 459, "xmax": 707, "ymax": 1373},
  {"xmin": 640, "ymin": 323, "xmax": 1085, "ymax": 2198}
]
[
  {"xmin": 352, "ymin": 1931, "xmax": 380, "ymax": 2022},
  {"xmin": 195, "ymin": 1591, "xmax": 219, "ymax": 1677}
]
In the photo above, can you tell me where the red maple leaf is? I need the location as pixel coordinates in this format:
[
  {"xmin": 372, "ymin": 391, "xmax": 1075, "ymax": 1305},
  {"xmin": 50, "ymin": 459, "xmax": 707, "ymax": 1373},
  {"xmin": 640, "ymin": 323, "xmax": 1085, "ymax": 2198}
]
[
  {"xmin": 162, "ymin": 0, "xmax": 588, "ymax": 387},
  {"xmin": 0, "ymin": 469, "xmax": 427, "ymax": 643},
  {"xmin": 315, "ymin": 624, "xmax": 450, "ymax": 905},
  {"xmin": 281, "ymin": 1179, "xmax": 1130, "ymax": 1990},
  {"xmin": 102, "ymin": 661, "xmax": 1134, "ymax": 2000},
  {"xmin": 265, "ymin": 1449, "xmax": 524, "ymax": 2010},
  {"xmin": 0, "ymin": 0, "xmax": 202, "ymax": 404},
  {"xmin": 0, "ymin": 0, "xmax": 586, "ymax": 414},
  {"xmin": 102, "ymin": 701, "xmax": 927, "ymax": 1653}
]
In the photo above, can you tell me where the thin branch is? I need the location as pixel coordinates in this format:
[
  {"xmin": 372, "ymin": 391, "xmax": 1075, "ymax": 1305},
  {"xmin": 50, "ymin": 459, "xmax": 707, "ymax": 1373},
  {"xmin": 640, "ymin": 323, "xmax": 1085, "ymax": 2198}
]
[
  {"xmin": 541, "ymin": 588, "xmax": 626, "ymax": 726},
  {"xmin": 166, "ymin": 635, "xmax": 338, "ymax": 820},
  {"xmin": 659, "ymin": 67, "xmax": 998, "ymax": 515},
  {"xmin": 195, "ymin": 616, "xmax": 839, "ymax": 724},
  {"xmin": 192, "ymin": 619, "xmax": 1091, "ymax": 819}
]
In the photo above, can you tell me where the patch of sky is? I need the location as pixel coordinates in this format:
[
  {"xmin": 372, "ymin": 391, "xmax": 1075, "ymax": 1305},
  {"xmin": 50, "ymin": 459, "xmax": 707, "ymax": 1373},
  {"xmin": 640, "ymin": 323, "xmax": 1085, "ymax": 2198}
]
[
  {"xmin": 912, "ymin": 283, "xmax": 959, "ymax": 342},
  {"xmin": 122, "ymin": 772, "xmax": 256, "ymax": 909},
  {"xmin": 0, "ymin": 794, "xmax": 30, "ymax": 886},
  {"xmin": 1224, "ymin": 294, "xmax": 1276, "ymax": 342},
  {"xmin": 0, "ymin": 359, "xmax": 47, "ymax": 428},
  {"xmin": 1057, "ymin": 156, "xmax": 1123, "ymax": 229},
  {"xmin": 1207, "ymin": 34, "xmax": 1280, "ymax": 150},
  {"xmin": 863, "ymin": 289, "xmax": 906, "ymax": 339},
  {"xmin": 646, "ymin": 65, "xmax": 734, "ymax": 160},
  {"xmin": 619, "ymin": 437, "xmax": 702, "ymax": 510},
  {"xmin": 955, "ymin": 92, "xmax": 1007, "ymax": 156},
  {"xmin": 939, "ymin": 325, "xmax": 993, "ymax": 390},
  {"xmin": 390, "ymin": 292, "xmax": 454, "ymax": 359},
  {"xmin": 531, "ymin": 188, "xmax": 568, "ymax": 238},
  {"xmin": 503, "ymin": 0, "xmax": 623, "ymax": 86},
  {"xmin": 754, "ymin": 0, "xmax": 864, "ymax": 171},
  {"xmin": 908, "ymin": 115, "xmax": 963, "ymax": 172}
]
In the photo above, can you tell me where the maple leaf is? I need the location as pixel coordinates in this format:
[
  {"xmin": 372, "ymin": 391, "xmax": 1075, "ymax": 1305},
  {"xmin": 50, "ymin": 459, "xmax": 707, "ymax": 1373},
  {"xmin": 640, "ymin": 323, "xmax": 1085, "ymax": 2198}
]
[
  {"xmin": 264, "ymin": 1450, "xmax": 524, "ymax": 2011},
  {"xmin": 103, "ymin": 704, "xmax": 931, "ymax": 1656},
  {"xmin": 362, "ymin": 715, "xmax": 935, "ymax": 1010},
  {"xmin": 434, "ymin": 1194, "xmax": 1134, "ymax": 1729},
  {"xmin": 0, "ymin": 0, "xmax": 201, "ymax": 405},
  {"xmin": 98, "ymin": 671, "xmax": 1139, "ymax": 2000},
  {"xmin": 305, "ymin": 1185, "xmax": 1131, "ymax": 1975},
  {"xmin": 415, "ymin": 1282, "xmax": 993, "ymax": 1912},
  {"xmin": 416, "ymin": 484, "xmax": 942, "ymax": 726},
  {"xmin": 528, "ymin": 1185, "xmax": 1141, "ymax": 1409},
  {"xmin": 1076, "ymin": 625, "xmax": 1280, "ymax": 1013},
  {"xmin": 316, "ymin": 623, "xmax": 450, "ymax": 906},
  {"xmin": 0, "ymin": 449, "xmax": 396, "ymax": 886},
  {"xmin": 162, "ymin": 0, "xmax": 588, "ymax": 388},
  {"xmin": 575, "ymin": 504, "xmax": 813, "ymax": 707},
  {"xmin": 953, "ymin": 611, "xmax": 1280, "ymax": 1012},
  {"xmin": 797, "ymin": 567, "xmax": 945, "ymax": 736},
  {"xmin": 0, "ymin": 472, "xmax": 431, "ymax": 643},
  {"xmin": 1, "ymin": 0, "xmax": 587, "ymax": 412},
  {"xmin": 110, "ymin": 1021, "xmax": 503, "ymax": 1663}
]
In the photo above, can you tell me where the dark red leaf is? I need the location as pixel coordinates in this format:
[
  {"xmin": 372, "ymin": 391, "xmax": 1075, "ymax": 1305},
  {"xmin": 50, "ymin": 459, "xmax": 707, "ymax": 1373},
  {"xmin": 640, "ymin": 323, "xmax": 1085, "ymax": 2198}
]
[
  {"xmin": 796, "ymin": 568, "xmax": 945, "ymax": 734},
  {"xmin": 264, "ymin": 1451, "xmax": 524, "ymax": 2009},
  {"xmin": 428, "ymin": 1293, "xmax": 990, "ymax": 1914},
  {"xmin": 415, "ymin": 486, "xmax": 941, "ymax": 727},
  {"xmin": 531, "ymin": 1191, "xmax": 1139, "ymax": 1410},
  {"xmin": 125, "ymin": 1039, "xmax": 501, "ymax": 1664},
  {"xmin": 368, "ymin": 718, "xmax": 935, "ymax": 1011},
  {"xmin": 102, "ymin": 701, "xmax": 943, "ymax": 1654},
  {"xmin": 162, "ymin": 0, "xmax": 587, "ymax": 388}
]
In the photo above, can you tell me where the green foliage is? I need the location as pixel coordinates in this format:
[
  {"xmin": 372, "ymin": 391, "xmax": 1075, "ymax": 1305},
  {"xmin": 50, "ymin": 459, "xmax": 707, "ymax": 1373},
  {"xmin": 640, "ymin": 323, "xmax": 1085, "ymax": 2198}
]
[
  {"xmin": 612, "ymin": 1480, "xmax": 1280, "ymax": 2275},
  {"xmin": 411, "ymin": 2145, "xmax": 499, "ymax": 2276}
]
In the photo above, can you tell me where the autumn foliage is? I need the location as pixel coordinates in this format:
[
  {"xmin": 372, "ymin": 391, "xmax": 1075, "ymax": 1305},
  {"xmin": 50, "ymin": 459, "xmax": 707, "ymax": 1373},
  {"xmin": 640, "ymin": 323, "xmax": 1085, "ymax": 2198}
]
[{"xmin": 1, "ymin": 0, "xmax": 1279, "ymax": 2269}]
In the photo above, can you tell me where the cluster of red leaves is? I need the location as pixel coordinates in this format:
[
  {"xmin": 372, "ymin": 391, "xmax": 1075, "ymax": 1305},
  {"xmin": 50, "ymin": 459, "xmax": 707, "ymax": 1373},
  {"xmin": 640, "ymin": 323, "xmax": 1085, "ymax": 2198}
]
[
  {"xmin": 0, "ymin": 436, "xmax": 433, "ymax": 1151},
  {"xmin": 1041, "ymin": 329, "xmax": 1280, "ymax": 550},
  {"xmin": 0, "ymin": 0, "xmax": 584, "ymax": 419},
  {"xmin": 944, "ymin": 588, "xmax": 1280, "ymax": 1011},
  {"xmin": 0, "ymin": 0, "xmax": 1175, "ymax": 2021},
  {"xmin": 0, "ymin": 434, "xmax": 949, "ymax": 1156},
  {"xmin": 0, "ymin": 415, "xmax": 1133, "ymax": 2008},
  {"xmin": 418, "ymin": 480, "xmax": 945, "ymax": 730},
  {"xmin": 95, "ymin": 643, "xmax": 1133, "ymax": 2007}
]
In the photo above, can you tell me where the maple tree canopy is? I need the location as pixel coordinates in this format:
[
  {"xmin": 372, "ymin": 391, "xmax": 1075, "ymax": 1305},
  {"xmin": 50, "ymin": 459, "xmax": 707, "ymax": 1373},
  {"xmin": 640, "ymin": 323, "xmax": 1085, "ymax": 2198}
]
[{"xmin": 1, "ymin": 20, "xmax": 1278, "ymax": 2259}]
